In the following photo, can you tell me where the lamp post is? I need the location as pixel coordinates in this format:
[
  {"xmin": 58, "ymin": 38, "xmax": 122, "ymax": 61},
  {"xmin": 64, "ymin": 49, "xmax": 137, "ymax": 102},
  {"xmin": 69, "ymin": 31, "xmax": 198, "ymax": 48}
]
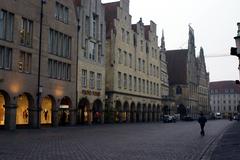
[
  {"xmin": 36, "ymin": 0, "xmax": 46, "ymax": 128},
  {"xmin": 230, "ymin": 23, "xmax": 240, "ymax": 81}
]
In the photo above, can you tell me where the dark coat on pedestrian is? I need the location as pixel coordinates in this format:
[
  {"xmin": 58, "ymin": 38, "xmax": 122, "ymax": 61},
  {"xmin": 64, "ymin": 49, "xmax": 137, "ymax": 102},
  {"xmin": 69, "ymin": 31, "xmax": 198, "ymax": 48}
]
[{"xmin": 198, "ymin": 115, "xmax": 207, "ymax": 126}]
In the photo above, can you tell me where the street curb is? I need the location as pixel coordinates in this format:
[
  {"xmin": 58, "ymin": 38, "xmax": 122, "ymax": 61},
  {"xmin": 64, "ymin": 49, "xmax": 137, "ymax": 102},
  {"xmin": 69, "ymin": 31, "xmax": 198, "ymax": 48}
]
[{"xmin": 198, "ymin": 122, "xmax": 234, "ymax": 160}]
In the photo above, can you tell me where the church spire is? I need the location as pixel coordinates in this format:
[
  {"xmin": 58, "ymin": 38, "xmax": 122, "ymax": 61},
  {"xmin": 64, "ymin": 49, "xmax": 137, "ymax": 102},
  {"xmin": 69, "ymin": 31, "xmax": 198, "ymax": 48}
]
[
  {"xmin": 160, "ymin": 29, "xmax": 166, "ymax": 51},
  {"xmin": 188, "ymin": 24, "xmax": 195, "ymax": 55}
]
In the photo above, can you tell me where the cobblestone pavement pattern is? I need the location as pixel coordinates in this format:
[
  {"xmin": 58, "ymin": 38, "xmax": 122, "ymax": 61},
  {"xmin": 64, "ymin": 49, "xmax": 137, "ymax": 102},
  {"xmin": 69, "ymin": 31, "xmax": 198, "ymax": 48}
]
[{"xmin": 0, "ymin": 120, "xmax": 232, "ymax": 160}]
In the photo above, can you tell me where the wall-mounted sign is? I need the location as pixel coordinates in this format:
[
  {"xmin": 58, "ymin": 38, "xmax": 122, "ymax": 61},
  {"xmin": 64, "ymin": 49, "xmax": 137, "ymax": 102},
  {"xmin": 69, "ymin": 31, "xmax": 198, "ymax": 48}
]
[
  {"xmin": 59, "ymin": 105, "xmax": 69, "ymax": 109},
  {"xmin": 82, "ymin": 90, "xmax": 101, "ymax": 96}
]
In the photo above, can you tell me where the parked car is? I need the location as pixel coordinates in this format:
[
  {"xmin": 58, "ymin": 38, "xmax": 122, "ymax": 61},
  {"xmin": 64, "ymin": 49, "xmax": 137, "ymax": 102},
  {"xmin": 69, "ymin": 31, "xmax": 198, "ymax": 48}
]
[
  {"xmin": 182, "ymin": 116, "xmax": 194, "ymax": 121},
  {"xmin": 163, "ymin": 115, "xmax": 176, "ymax": 123}
]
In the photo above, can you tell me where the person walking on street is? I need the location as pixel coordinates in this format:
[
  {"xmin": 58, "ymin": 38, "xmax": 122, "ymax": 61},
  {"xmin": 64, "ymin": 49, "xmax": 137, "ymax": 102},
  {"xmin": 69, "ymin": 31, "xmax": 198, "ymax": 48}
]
[{"xmin": 198, "ymin": 112, "xmax": 207, "ymax": 136}]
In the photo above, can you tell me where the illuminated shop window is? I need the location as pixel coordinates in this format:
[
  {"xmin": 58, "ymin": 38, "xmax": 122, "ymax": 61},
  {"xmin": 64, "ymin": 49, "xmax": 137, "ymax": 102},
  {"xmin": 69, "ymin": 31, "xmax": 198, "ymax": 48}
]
[
  {"xmin": 40, "ymin": 97, "xmax": 52, "ymax": 124},
  {"xmin": 16, "ymin": 95, "xmax": 29, "ymax": 125},
  {"xmin": 0, "ymin": 93, "xmax": 5, "ymax": 125}
]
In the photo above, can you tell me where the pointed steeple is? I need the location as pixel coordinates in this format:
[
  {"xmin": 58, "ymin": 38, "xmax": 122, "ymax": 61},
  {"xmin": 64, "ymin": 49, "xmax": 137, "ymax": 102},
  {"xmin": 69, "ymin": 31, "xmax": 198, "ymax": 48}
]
[
  {"xmin": 188, "ymin": 24, "xmax": 195, "ymax": 55},
  {"xmin": 160, "ymin": 29, "xmax": 166, "ymax": 51},
  {"xmin": 200, "ymin": 47, "xmax": 204, "ymax": 57}
]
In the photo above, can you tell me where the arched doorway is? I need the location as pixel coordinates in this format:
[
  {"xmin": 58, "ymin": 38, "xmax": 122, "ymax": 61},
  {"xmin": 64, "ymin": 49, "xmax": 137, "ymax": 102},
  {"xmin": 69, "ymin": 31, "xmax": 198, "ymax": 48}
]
[
  {"xmin": 136, "ymin": 103, "xmax": 141, "ymax": 122},
  {"xmin": 162, "ymin": 105, "xmax": 170, "ymax": 115},
  {"xmin": 78, "ymin": 98, "xmax": 90, "ymax": 125},
  {"xmin": 130, "ymin": 102, "xmax": 136, "ymax": 122},
  {"xmin": 157, "ymin": 105, "xmax": 161, "ymax": 121},
  {"xmin": 178, "ymin": 104, "xmax": 187, "ymax": 119},
  {"xmin": 16, "ymin": 93, "xmax": 34, "ymax": 125},
  {"xmin": 114, "ymin": 101, "xmax": 122, "ymax": 123},
  {"xmin": 92, "ymin": 99, "xmax": 103, "ymax": 124},
  {"xmin": 123, "ymin": 101, "xmax": 129, "ymax": 123},
  {"xmin": 148, "ymin": 104, "xmax": 152, "ymax": 122},
  {"xmin": 40, "ymin": 96, "xmax": 55, "ymax": 125},
  {"xmin": 142, "ymin": 104, "xmax": 147, "ymax": 122},
  {"xmin": 58, "ymin": 96, "xmax": 71, "ymax": 126},
  {"xmin": 152, "ymin": 105, "xmax": 156, "ymax": 122}
]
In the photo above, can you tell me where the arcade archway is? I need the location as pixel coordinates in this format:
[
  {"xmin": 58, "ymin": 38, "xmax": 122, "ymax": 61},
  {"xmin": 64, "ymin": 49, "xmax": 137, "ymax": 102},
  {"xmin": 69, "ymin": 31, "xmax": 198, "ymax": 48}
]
[
  {"xmin": 114, "ymin": 101, "xmax": 121, "ymax": 123},
  {"xmin": 142, "ymin": 104, "xmax": 147, "ymax": 122},
  {"xmin": 41, "ymin": 96, "xmax": 55, "ymax": 125},
  {"xmin": 58, "ymin": 96, "xmax": 72, "ymax": 126},
  {"xmin": 148, "ymin": 104, "xmax": 152, "ymax": 122},
  {"xmin": 92, "ymin": 99, "xmax": 103, "ymax": 124},
  {"xmin": 136, "ymin": 103, "xmax": 141, "ymax": 122},
  {"xmin": 123, "ymin": 101, "xmax": 129, "ymax": 123},
  {"xmin": 178, "ymin": 104, "xmax": 187, "ymax": 119},
  {"xmin": 78, "ymin": 98, "xmax": 90, "ymax": 124},
  {"xmin": 16, "ymin": 93, "xmax": 34, "ymax": 125},
  {"xmin": 130, "ymin": 102, "xmax": 136, "ymax": 122}
]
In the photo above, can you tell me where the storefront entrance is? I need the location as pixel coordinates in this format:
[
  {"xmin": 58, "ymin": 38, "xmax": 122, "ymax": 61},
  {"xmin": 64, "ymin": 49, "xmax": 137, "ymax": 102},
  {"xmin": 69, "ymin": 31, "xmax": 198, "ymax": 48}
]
[
  {"xmin": 78, "ymin": 98, "xmax": 91, "ymax": 124},
  {"xmin": 92, "ymin": 99, "xmax": 103, "ymax": 124},
  {"xmin": 41, "ymin": 96, "xmax": 54, "ymax": 125},
  {"xmin": 58, "ymin": 97, "xmax": 71, "ymax": 126},
  {"xmin": 16, "ymin": 94, "xmax": 30, "ymax": 125},
  {"xmin": 114, "ymin": 101, "xmax": 121, "ymax": 123}
]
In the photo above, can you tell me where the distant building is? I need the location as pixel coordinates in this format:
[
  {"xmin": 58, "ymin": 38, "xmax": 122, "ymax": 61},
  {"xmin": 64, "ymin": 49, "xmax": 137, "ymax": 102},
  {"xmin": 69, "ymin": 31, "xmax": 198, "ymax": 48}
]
[
  {"xmin": 210, "ymin": 81, "xmax": 240, "ymax": 117},
  {"xmin": 166, "ymin": 26, "xmax": 209, "ymax": 119}
]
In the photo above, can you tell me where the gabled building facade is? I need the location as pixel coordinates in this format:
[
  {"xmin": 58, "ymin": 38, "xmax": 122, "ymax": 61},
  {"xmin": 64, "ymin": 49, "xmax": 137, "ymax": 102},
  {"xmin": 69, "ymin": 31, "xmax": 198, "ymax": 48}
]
[
  {"xmin": 74, "ymin": 0, "xmax": 106, "ymax": 125},
  {"xmin": 104, "ymin": 0, "xmax": 162, "ymax": 123},
  {"xmin": 166, "ymin": 26, "xmax": 209, "ymax": 119}
]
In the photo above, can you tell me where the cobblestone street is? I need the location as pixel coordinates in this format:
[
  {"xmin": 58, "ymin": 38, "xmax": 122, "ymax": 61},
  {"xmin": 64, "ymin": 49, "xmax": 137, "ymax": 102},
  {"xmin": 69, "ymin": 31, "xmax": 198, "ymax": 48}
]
[{"xmin": 0, "ymin": 120, "xmax": 232, "ymax": 160}]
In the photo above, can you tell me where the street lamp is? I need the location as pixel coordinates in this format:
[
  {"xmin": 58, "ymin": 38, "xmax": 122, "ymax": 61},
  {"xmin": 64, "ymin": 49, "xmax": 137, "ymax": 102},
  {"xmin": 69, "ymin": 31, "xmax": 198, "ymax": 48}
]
[
  {"xmin": 36, "ymin": 0, "xmax": 46, "ymax": 128},
  {"xmin": 230, "ymin": 23, "xmax": 240, "ymax": 79}
]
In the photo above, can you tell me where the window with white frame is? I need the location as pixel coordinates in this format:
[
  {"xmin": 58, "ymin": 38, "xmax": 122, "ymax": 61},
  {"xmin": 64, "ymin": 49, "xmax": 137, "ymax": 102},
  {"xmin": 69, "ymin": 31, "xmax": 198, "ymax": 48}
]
[
  {"xmin": 129, "ymin": 75, "xmax": 132, "ymax": 91},
  {"xmin": 98, "ymin": 45, "xmax": 102, "ymax": 64},
  {"xmin": 0, "ymin": 10, "xmax": 14, "ymax": 41},
  {"xmin": 82, "ymin": 69, "xmax": 87, "ymax": 88},
  {"xmin": 89, "ymin": 71, "xmax": 95, "ymax": 89},
  {"xmin": 124, "ymin": 73, "xmax": 127, "ymax": 89},
  {"xmin": 134, "ymin": 76, "xmax": 137, "ymax": 91},
  {"xmin": 0, "ymin": 46, "xmax": 12, "ymax": 70},
  {"xmin": 142, "ymin": 79, "xmax": 145, "ymax": 93},
  {"xmin": 85, "ymin": 16, "xmax": 90, "ymax": 37},
  {"xmin": 118, "ymin": 72, "xmax": 122, "ymax": 89},
  {"xmin": 97, "ymin": 73, "xmax": 102, "ymax": 90},
  {"xmin": 89, "ymin": 41, "xmax": 96, "ymax": 61},
  {"xmin": 150, "ymin": 82, "xmax": 153, "ymax": 95},
  {"xmin": 138, "ymin": 58, "xmax": 141, "ymax": 71},
  {"xmin": 124, "ymin": 51, "xmax": 127, "ymax": 66},
  {"xmin": 49, "ymin": 28, "xmax": 71, "ymax": 58},
  {"xmin": 138, "ymin": 78, "xmax": 141, "ymax": 92},
  {"xmin": 129, "ymin": 53, "xmax": 132, "ymax": 68},
  {"xmin": 48, "ymin": 59, "xmax": 71, "ymax": 81},
  {"xmin": 19, "ymin": 51, "xmax": 32, "ymax": 73},
  {"xmin": 121, "ymin": 28, "xmax": 125, "ymax": 42},
  {"xmin": 118, "ymin": 48, "xmax": 122, "ymax": 64},
  {"xmin": 146, "ymin": 80, "xmax": 149, "ymax": 94},
  {"xmin": 126, "ymin": 31, "xmax": 130, "ymax": 44},
  {"xmin": 20, "ymin": 18, "xmax": 33, "ymax": 47},
  {"xmin": 142, "ymin": 60, "xmax": 145, "ymax": 72},
  {"xmin": 55, "ymin": 2, "xmax": 69, "ymax": 24},
  {"xmin": 92, "ymin": 14, "xmax": 97, "ymax": 39}
]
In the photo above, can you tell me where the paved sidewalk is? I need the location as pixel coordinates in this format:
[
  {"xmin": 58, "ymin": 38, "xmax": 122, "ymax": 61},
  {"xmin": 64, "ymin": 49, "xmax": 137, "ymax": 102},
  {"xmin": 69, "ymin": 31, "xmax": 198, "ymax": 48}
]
[{"xmin": 211, "ymin": 121, "xmax": 240, "ymax": 160}]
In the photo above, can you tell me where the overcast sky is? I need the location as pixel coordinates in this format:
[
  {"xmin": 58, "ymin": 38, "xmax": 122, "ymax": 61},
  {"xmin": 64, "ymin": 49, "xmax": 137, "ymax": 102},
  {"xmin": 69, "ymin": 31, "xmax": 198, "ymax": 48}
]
[{"xmin": 102, "ymin": 0, "xmax": 240, "ymax": 82}]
